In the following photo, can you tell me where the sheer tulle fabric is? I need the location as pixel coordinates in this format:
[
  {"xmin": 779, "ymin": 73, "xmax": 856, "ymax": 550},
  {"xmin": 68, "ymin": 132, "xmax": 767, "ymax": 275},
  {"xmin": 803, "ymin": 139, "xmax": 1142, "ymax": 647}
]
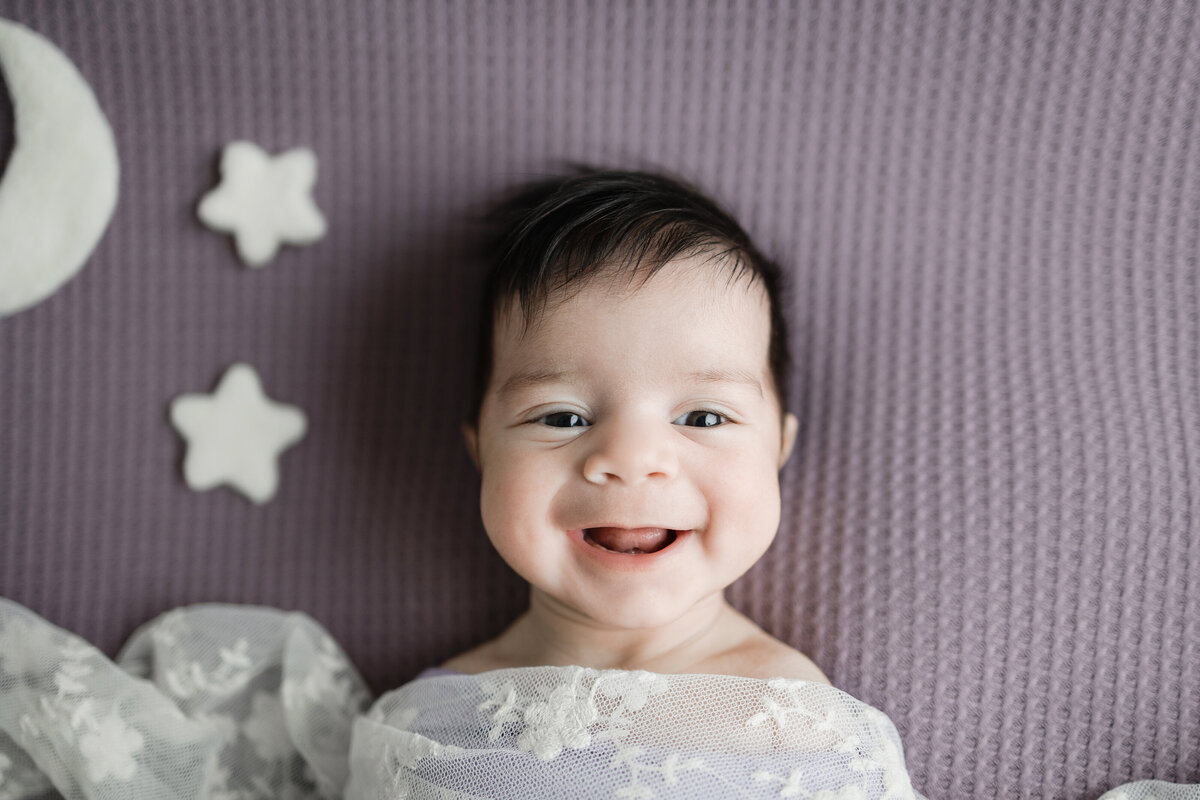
[{"xmin": 0, "ymin": 599, "xmax": 1195, "ymax": 800}]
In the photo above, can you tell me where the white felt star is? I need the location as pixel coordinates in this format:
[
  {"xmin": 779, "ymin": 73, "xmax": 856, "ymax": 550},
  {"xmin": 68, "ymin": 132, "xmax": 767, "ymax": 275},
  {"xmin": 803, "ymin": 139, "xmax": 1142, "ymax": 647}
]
[
  {"xmin": 170, "ymin": 363, "xmax": 307, "ymax": 504},
  {"xmin": 197, "ymin": 141, "xmax": 327, "ymax": 267}
]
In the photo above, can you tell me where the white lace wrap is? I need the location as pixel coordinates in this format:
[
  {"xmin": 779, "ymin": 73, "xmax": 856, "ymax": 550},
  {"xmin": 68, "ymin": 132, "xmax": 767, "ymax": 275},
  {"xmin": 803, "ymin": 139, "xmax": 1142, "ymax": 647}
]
[
  {"xmin": 1, "ymin": 598, "xmax": 1196, "ymax": 800},
  {"xmin": 346, "ymin": 665, "xmax": 925, "ymax": 799}
]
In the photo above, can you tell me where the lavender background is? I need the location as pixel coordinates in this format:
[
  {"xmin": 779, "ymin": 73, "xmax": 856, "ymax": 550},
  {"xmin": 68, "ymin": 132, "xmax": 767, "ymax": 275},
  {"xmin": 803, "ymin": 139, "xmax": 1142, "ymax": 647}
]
[{"xmin": 1, "ymin": 2, "xmax": 1198, "ymax": 797}]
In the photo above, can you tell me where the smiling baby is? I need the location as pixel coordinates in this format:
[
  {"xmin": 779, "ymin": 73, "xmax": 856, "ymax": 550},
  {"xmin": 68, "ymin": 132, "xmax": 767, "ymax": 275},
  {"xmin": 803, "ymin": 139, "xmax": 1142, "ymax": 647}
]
[
  {"xmin": 443, "ymin": 167, "xmax": 831, "ymax": 685},
  {"xmin": 0, "ymin": 166, "xmax": 928, "ymax": 800}
]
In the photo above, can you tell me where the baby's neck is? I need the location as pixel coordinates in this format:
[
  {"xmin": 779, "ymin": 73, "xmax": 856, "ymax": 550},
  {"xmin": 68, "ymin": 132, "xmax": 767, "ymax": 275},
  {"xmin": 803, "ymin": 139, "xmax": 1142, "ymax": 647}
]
[{"xmin": 491, "ymin": 590, "xmax": 756, "ymax": 674}]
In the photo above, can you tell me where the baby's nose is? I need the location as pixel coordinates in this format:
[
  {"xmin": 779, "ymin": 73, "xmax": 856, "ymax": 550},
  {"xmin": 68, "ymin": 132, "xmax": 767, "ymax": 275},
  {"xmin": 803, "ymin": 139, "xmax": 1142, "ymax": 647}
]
[{"xmin": 581, "ymin": 418, "xmax": 678, "ymax": 485}]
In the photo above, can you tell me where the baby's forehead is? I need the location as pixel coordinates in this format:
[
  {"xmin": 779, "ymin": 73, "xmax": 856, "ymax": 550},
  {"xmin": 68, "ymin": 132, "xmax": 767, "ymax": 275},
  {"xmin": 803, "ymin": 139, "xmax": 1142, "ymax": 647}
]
[
  {"xmin": 494, "ymin": 258, "xmax": 768, "ymax": 338},
  {"xmin": 488, "ymin": 275, "xmax": 774, "ymax": 397}
]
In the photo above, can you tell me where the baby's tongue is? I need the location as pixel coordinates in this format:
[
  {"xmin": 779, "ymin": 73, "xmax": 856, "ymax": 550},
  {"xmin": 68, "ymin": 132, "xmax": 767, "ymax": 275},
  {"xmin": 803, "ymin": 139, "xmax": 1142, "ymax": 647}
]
[{"xmin": 586, "ymin": 527, "xmax": 672, "ymax": 554}]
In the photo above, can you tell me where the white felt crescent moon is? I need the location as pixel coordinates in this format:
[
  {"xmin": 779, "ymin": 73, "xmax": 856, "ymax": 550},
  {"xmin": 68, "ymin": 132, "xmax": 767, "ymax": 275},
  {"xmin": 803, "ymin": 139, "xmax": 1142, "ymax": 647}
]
[{"xmin": 0, "ymin": 18, "xmax": 118, "ymax": 318}]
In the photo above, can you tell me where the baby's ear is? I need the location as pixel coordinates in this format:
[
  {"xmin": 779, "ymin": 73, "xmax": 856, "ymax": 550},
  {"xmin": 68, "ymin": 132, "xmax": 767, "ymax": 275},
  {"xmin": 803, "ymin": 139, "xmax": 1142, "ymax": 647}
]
[
  {"xmin": 461, "ymin": 422, "xmax": 480, "ymax": 470},
  {"xmin": 778, "ymin": 412, "xmax": 799, "ymax": 470}
]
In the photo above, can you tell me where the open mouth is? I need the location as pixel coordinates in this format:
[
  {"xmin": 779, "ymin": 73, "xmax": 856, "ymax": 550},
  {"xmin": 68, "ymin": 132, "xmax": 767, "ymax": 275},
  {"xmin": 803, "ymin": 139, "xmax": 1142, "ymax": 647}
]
[{"xmin": 582, "ymin": 527, "xmax": 679, "ymax": 555}]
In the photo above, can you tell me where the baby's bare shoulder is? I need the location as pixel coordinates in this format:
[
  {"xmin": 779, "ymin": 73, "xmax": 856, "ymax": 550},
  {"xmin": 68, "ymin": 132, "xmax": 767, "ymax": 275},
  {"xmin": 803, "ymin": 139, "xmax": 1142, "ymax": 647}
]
[
  {"xmin": 746, "ymin": 641, "xmax": 833, "ymax": 685},
  {"xmin": 705, "ymin": 609, "xmax": 830, "ymax": 686},
  {"xmin": 439, "ymin": 640, "xmax": 510, "ymax": 675},
  {"xmin": 713, "ymin": 620, "xmax": 832, "ymax": 685}
]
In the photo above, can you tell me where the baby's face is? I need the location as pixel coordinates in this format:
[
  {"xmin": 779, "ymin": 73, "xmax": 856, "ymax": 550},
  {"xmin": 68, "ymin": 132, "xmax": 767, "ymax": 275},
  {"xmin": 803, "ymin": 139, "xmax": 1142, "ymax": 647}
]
[{"xmin": 464, "ymin": 254, "xmax": 799, "ymax": 630}]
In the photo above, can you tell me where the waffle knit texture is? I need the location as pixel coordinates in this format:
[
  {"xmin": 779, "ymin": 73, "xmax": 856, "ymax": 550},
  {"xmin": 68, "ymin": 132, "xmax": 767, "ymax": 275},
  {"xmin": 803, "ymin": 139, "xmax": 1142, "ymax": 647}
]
[{"xmin": 0, "ymin": 2, "xmax": 1197, "ymax": 797}]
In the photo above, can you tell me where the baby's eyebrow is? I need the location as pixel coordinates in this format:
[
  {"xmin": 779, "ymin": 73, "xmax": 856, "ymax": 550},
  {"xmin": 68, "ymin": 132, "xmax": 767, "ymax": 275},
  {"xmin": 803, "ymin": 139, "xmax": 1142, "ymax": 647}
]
[
  {"xmin": 496, "ymin": 367, "xmax": 763, "ymax": 398},
  {"xmin": 496, "ymin": 368, "xmax": 578, "ymax": 398},
  {"xmin": 686, "ymin": 367, "xmax": 764, "ymax": 398}
]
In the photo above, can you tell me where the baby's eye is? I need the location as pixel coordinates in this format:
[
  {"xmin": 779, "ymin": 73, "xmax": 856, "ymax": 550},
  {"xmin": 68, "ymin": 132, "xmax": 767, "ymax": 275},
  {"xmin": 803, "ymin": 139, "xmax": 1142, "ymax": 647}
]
[
  {"xmin": 538, "ymin": 411, "xmax": 590, "ymax": 428},
  {"xmin": 675, "ymin": 410, "xmax": 727, "ymax": 428}
]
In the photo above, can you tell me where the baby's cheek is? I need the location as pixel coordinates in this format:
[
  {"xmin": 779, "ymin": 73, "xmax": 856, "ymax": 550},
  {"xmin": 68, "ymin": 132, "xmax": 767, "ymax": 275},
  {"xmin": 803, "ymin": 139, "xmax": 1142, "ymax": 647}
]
[
  {"xmin": 708, "ymin": 461, "xmax": 782, "ymax": 551},
  {"xmin": 479, "ymin": 473, "xmax": 520, "ymax": 531},
  {"xmin": 479, "ymin": 460, "xmax": 548, "ymax": 537}
]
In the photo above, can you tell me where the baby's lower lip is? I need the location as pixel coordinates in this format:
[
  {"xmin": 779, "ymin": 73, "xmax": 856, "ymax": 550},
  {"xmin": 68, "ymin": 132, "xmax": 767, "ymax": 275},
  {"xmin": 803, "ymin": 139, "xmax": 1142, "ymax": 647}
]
[
  {"xmin": 566, "ymin": 528, "xmax": 691, "ymax": 566},
  {"xmin": 583, "ymin": 527, "xmax": 677, "ymax": 554}
]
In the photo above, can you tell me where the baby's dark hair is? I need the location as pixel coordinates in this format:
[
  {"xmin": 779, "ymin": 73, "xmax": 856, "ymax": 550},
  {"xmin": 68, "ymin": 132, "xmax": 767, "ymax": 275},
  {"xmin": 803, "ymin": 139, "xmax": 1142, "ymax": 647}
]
[{"xmin": 467, "ymin": 165, "xmax": 791, "ymax": 427}]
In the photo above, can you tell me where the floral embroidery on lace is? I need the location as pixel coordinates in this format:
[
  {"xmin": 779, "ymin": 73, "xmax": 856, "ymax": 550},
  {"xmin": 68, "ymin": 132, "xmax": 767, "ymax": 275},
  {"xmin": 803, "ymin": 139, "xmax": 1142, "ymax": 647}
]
[
  {"xmin": 155, "ymin": 610, "xmax": 256, "ymax": 700},
  {"xmin": 746, "ymin": 680, "xmax": 921, "ymax": 800},
  {"xmin": 753, "ymin": 767, "xmax": 880, "ymax": 800},
  {"xmin": 516, "ymin": 672, "xmax": 598, "ymax": 759},
  {"xmin": 9, "ymin": 634, "xmax": 146, "ymax": 786},
  {"xmin": 475, "ymin": 668, "xmax": 709, "ymax": 797},
  {"xmin": 609, "ymin": 745, "xmax": 705, "ymax": 798},
  {"xmin": 0, "ymin": 601, "xmax": 373, "ymax": 800},
  {"xmin": 476, "ymin": 680, "xmax": 521, "ymax": 741},
  {"xmin": 747, "ymin": 678, "xmax": 840, "ymax": 734}
]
